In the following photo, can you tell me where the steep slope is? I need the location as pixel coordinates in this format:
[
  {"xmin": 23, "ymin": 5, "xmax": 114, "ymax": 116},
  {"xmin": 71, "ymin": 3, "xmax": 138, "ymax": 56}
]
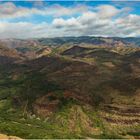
[
  {"xmin": 36, "ymin": 47, "xmax": 52, "ymax": 58},
  {"xmin": 0, "ymin": 39, "xmax": 40, "ymax": 51},
  {"xmin": 61, "ymin": 45, "xmax": 93, "ymax": 56},
  {"xmin": 0, "ymin": 44, "xmax": 139, "ymax": 139},
  {"xmin": 0, "ymin": 44, "xmax": 23, "ymax": 64},
  {"xmin": 0, "ymin": 44, "xmax": 21, "ymax": 58},
  {"xmin": 0, "ymin": 39, "xmax": 50, "ymax": 59},
  {"xmin": 77, "ymin": 49, "xmax": 122, "ymax": 60}
]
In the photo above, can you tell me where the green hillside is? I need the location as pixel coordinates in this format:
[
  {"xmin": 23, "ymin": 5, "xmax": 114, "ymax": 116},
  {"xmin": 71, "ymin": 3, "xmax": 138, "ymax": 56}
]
[{"xmin": 0, "ymin": 44, "xmax": 139, "ymax": 139}]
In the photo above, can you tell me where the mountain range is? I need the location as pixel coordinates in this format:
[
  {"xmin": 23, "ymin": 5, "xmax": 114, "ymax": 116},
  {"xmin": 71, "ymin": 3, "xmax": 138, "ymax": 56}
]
[{"xmin": 0, "ymin": 36, "xmax": 140, "ymax": 139}]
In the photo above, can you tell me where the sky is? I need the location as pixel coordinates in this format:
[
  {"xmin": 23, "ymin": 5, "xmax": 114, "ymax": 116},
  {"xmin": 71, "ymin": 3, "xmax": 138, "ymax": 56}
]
[{"xmin": 0, "ymin": 0, "xmax": 140, "ymax": 39}]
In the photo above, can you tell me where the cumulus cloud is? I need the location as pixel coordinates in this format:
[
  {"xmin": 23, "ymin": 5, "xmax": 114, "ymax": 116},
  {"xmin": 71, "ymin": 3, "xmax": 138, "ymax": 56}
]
[
  {"xmin": 95, "ymin": 5, "xmax": 120, "ymax": 18},
  {"xmin": 53, "ymin": 17, "xmax": 80, "ymax": 28},
  {"xmin": 0, "ymin": 2, "xmax": 140, "ymax": 38},
  {"xmin": 0, "ymin": 21, "xmax": 70, "ymax": 38},
  {"xmin": 0, "ymin": 2, "xmax": 42, "ymax": 19},
  {"xmin": 52, "ymin": 4, "xmax": 140, "ymax": 37},
  {"xmin": 51, "ymin": 4, "xmax": 139, "ymax": 37},
  {"xmin": 0, "ymin": 2, "xmax": 89, "ymax": 19}
]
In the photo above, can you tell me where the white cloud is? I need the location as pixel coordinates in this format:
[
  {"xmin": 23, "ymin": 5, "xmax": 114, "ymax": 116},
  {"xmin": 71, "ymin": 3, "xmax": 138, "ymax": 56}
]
[
  {"xmin": 0, "ymin": 21, "xmax": 69, "ymax": 38},
  {"xmin": 53, "ymin": 17, "xmax": 80, "ymax": 28},
  {"xmin": 0, "ymin": 2, "xmax": 43, "ymax": 19},
  {"xmin": 45, "ymin": 4, "xmax": 89, "ymax": 17},
  {"xmin": 0, "ymin": 2, "xmax": 89, "ymax": 19},
  {"xmin": 96, "ymin": 5, "xmax": 120, "ymax": 18},
  {"xmin": 0, "ymin": 3, "xmax": 140, "ymax": 38},
  {"xmin": 50, "ymin": 5, "xmax": 140, "ymax": 37}
]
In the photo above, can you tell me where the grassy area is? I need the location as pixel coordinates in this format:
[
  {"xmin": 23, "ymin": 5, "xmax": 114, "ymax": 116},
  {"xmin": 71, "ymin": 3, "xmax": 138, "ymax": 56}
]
[
  {"xmin": 0, "ymin": 91, "xmax": 132, "ymax": 139},
  {"xmin": 0, "ymin": 94, "xmax": 103, "ymax": 139}
]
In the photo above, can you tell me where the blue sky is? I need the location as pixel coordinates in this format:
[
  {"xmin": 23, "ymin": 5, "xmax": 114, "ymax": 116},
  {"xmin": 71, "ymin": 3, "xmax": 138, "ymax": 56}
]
[{"xmin": 0, "ymin": 1, "xmax": 140, "ymax": 38}]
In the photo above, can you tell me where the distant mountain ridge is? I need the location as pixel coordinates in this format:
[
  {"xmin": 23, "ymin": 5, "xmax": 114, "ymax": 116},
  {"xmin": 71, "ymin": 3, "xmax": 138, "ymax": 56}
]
[
  {"xmin": 37, "ymin": 36, "xmax": 140, "ymax": 47},
  {"xmin": 1, "ymin": 36, "xmax": 140, "ymax": 49}
]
